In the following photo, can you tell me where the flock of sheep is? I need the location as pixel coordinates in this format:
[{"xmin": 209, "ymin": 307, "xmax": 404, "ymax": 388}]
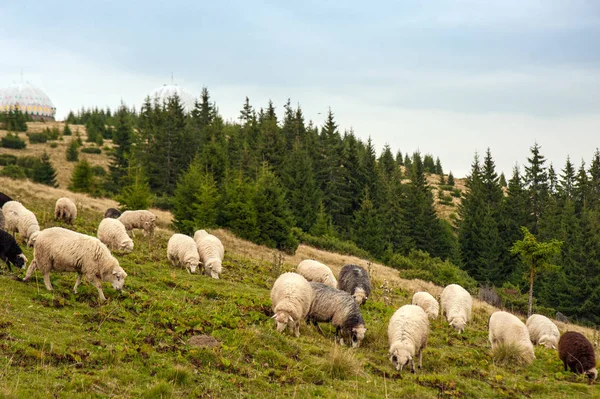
[
  {"xmin": 0, "ymin": 191, "xmax": 597, "ymax": 384},
  {"xmin": 272, "ymin": 259, "xmax": 597, "ymax": 382}
]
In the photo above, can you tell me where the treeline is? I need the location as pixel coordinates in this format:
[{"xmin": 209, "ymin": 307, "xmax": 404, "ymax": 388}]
[
  {"xmin": 0, "ymin": 107, "xmax": 31, "ymax": 132},
  {"xmin": 458, "ymin": 146, "xmax": 600, "ymax": 325},
  {"xmin": 72, "ymin": 89, "xmax": 456, "ymax": 262}
]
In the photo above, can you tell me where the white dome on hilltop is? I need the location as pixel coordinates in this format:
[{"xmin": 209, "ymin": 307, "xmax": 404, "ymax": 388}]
[
  {"xmin": 146, "ymin": 84, "xmax": 197, "ymax": 112},
  {"xmin": 0, "ymin": 82, "xmax": 56, "ymax": 120}
]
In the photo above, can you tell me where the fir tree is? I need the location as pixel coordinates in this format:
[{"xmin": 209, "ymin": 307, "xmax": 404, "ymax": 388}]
[
  {"xmin": 587, "ymin": 149, "xmax": 600, "ymax": 210},
  {"xmin": 352, "ymin": 189, "xmax": 385, "ymax": 257},
  {"xmin": 69, "ymin": 159, "xmax": 95, "ymax": 194},
  {"xmin": 447, "ymin": 171, "xmax": 455, "ymax": 186},
  {"xmin": 559, "ymin": 156, "xmax": 576, "ymax": 201},
  {"xmin": 378, "ymin": 144, "xmax": 396, "ymax": 181},
  {"xmin": 524, "ymin": 142, "xmax": 548, "ymax": 232},
  {"xmin": 499, "ymin": 173, "xmax": 507, "ymax": 187},
  {"xmin": 63, "ymin": 123, "xmax": 72, "ymax": 136},
  {"xmin": 221, "ymin": 173, "xmax": 259, "ymax": 241},
  {"xmin": 117, "ymin": 166, "xmax": 152, "ymax": 211},
  {"xmin": 32, "ymin": 152, "xmax": 58, "ymax": 187},
  {"xmin": 106, "ymin": 104, "xmax": 133, "ymax": 193},
  {"xmin": 311, "ymin": 201, "xmax": 335, "ymax": 237},
  {"xmin": 66, "ymin": 140, "xmax": 79, "ymax": 162}
]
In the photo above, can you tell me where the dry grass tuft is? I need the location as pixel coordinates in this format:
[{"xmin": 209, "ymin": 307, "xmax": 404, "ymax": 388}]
[{"xmin": 491, "ymin": 343, "xmax": 534, "ymax": 367}]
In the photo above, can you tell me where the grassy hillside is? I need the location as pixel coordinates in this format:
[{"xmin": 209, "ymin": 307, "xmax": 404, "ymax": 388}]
[{"xmin": 0, "ymin": 180, "xmax": 598, "ymax": 398}]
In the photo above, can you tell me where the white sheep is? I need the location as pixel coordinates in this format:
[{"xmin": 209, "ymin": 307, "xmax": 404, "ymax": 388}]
[
  {"xmin": 526, "ymin": 314, "xmax": 560, "ymax": 349},
  {"xmin": 412, "ymin": 291, "xmax": 439, "ymax": 319},
  {"xmin": 97, "ymin": 218, "xmax": 134, "ymax": 253},
  {"xmin": 23, "ymin": 227, "xmax": 127, "ymax": 302},
  {"xmin": 440, "ymin": 284, "xmax": 472, "ymax": 333},
  {"xmin": 2, "ymin": 201, "xmax": 40, "ymax": 247},
  {"xmin": 388, "ymin": 304, "xmax": 430, "ymax": 373},
  {"xmin": 54, "ymin": 197, "xmax": 77, "ymax": 224},
  {"xmin": 118, "ymin": 210, "xmax": 157, "ymax": 237},
  {"xmin": 296, "ymin": 259, "xmax": 337, "ymax": 288},
  {"xmin": 194, "ymin": 230, "xmax": 224, "ymax": 279},
  {"xmin": 270, "ymin": 272, "xmax": 314, "ymax": 337},
  {"xmin": 489, "ymin": 311, "xmax": 535, "ymax": 364},
  {"xmin": 167, "ymin": 234, "xmax": 200, "ymax": 274}
]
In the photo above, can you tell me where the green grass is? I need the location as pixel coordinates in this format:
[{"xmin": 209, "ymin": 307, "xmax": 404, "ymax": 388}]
[{"xmin": 0, "ymin": 194, "xmax": 598, "ymax": 398}]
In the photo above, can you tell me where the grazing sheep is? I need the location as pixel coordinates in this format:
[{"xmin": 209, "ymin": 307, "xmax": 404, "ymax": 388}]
[
  {"xmin": 440, "ymin": 284, "xmax": 472, "ymax": 333},
  {"xmin": 270, "ymin": 272, "xmax": 314, "ymax": 337},
  {"xmin": 167, "ymin": 234, "xmax": 200, "ymax": 274},
  {"xmin": 118, "ymin": 210, "xmax": 157, "ymax": 237},
  {"xmin": 97, "ymin": 218, "xmax": 134, "ymax": 253},
  {"xmin": 297, "ymin": 259, "xmax": 338, "ymax": 288},
  {"xmin": 388, "ymin": 304, "xmax": 430, "ymax": 373},
  {"xmin": 0, "ymin": 229, "xmax": 27, "ymax": 271},
  {"xmin": 308, "ymin": 282, "xmax": 367, "ymax": 348},
  {"xmin": 526, "ymin": 314, "xmax": 560, "ymax": 349},
  {"xmin": 23, "ymin": 227, "xmax": 127, "ymax": 302},
  {"xmin": 2, "ymin": 201, "xmax": 40, "ymax": 246},
  {"xmin": 54, "ymin": 197, "xmax": 77, "ymax": 224},
  {"xmin": 412, "ymin": 291, "xmax": 439, "ymax": 319},
  {"xmin": 488, "ymin": 311, "xmax": 535, "ymax": 365},
  {"xmin": 194, "ymin": 231, "xmax": 224, "ymax": 279},
  {"xmin": 104, "ymin": 208, "xmax": 121, "ymax": 219},
  {"xmin": 558, "ymin": 332, "xmax": 597, "ymax": 382},
  {"xmin": 338, "ymin": 264, "xmax": 371, "ymax": 305},
  {"xmin": 0, "ymin": 192, "xmax": 12, "ymax": 208}
]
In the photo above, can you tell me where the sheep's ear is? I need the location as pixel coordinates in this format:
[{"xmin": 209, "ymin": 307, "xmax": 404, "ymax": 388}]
[
  {"xmin": 289, "ymin": 316, "xmax": 294, "ymax": 322},
  {"xmin": 551, "ymin": 345, "xmax": 556, "ymax": 349},
  {"xmin": 271, "ymin": 314, "xmax": 277, "ymax": 319}
]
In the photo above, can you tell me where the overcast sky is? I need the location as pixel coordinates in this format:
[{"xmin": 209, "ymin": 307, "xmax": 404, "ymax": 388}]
[{"xmin": 1, "ymin": 1, "xmax": 599, "ymax": 176}]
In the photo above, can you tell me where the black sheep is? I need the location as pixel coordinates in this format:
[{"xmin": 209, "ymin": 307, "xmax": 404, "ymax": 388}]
[
  {"xmin": 338, "ymin": 264, "xmax": 371, "ymax": 305},
  {"xmin": 0, "ymin": 229, "xmax": 27, "ymax": 271},
  {"xmin": 558, "ymin": 331, "xmax": 597, "ymax": 382},
  {"xmin": 104, "ymin": 208, "xmax": 121, "ymax": 219},
  {"xmin": 0, "ymin": 192, "xmax": 12, "ymax": 208}
]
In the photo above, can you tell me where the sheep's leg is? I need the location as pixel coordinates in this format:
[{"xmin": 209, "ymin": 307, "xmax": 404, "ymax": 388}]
[
  {"xmin": 23, "ymin": 260, "xmax": 37, "ymax": 281},
  {"xmin": 411, "ymin": 359, "xmax": 416, "ymax": 374},
  {"xmin": 418, "ymin": 350, "xmax": 423, "ymax": 370},
  {"xmin": 89, "ymin": 276, "xmax": 106, "ymax": 302},
  {"xmin": 312, "ymin": 320, "xmax": 325, "ymax": 335},
  {"xmin": 73, "ymin": 273, "xmax": 82, "ymax": 293},
  {"xmin": 294, "ymin": 321, "xmax": 300, "ymax": 338},
  {"xmin": 43, "ymin": 272, "xmax": 53, "ymax": 291}
]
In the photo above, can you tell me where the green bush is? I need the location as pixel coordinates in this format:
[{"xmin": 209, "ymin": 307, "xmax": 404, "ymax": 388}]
[
  {"xmin": 91, "ymin": 165, "xmax": 106, "ymax": 176},
  {"xmin": 0, "ymin": 154, "xmax": 17, "ymax": 166},
  {"xmin": 81, "ymin": 147, "xmax": 101, "ymax": 154},
  {"xmin": 438, "ymin": 185, "xmax": 454, "ymax": 191},
  {"xmin": 389, "ymin": 249, "xmax": 477, "ymax": 291},
  {"xmin": 292, "ymin": 228, "xmax": 370, "ymax": 259},
  {"xmin": 49, "ymin": 142, "xmax": 58, "ymax": 148},
  {"xmin": 27, "ymin": 132, "xmax": 48, "ymax": 144},
  {"xmin": 0, "ymin": 165, "xmax": 27, "ymax": 179},
  {"xmin": 451, "ymin": 189, "xmax": 462, "ymax": 198},
  {"xmin": 46, "ymin": 127, "xmax": 61, "ymax": 140},
  {"xmin": 1, "ymin": 133, "xmax": 26, "ymax": 149}
]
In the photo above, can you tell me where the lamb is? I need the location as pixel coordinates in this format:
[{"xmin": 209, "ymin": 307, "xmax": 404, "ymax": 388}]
[
  {"xmin": 104, "ymin": 208, "xmax": 121, "ymax": 219},
  {"xmin": 308, "ymin": 282, "xmax": 367, "ymax": 348},
  {"xmin": 54, "ymin": 197, "xmax": 77, "ymax": 224},
  {"xmin": 23, "ymin": 227, "xmax": 127, "ymax": 302},
  {"xmin": 526, "ymin": 314, "xmax": 560, "ymax": 349},
  {"xmin": 0, "ymin": 229, "xmax": 27, "ymax": 271},
  {"xmin": 440, "ymin": 283, "xmax": 472, "ymax": 333},
  {"xmin": 2, "ymin": 201, "xmax": 40, "ymax": 246},
  {"xmin": 488, "ymin": 311, "xmax": 535, "ymax": 365},
  {"xmin": 296, "ymin": 259, "xmax": 338, "ymax": 289},
  {"xmin": 338, "ymin": 264, "xmax": 371, "ymax": 305},
  {"xmin": 118, "ymin": 210, "xmax": 157, "ymax": 237},
  {"xmin": 194, "ymin": 230, "xmax": 224, "ymax": 279},
  {"xmin": 412, "ymin": 291, "xmax": 439, "ymax": 319},
  {"xmin": 387, "ymin": 304, "xmax": 430, "ymax": 373},
  {"xmin": 558, "ymin": 331, "xmax": 597, "ymax": 382},
  {"xmin": 97, "ymin": 218, "xmax": 134, "ymax": 253},
  {"xmin": 270, "ymin": 272, "xmax": 314, "ymax": 337},
  {"xmin": 167, "ymin": 234, "xmax": 200, "ymax": 274}
]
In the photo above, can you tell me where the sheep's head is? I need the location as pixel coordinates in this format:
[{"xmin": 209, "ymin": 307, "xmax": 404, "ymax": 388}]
[
  {"xmin": 539, "ymin": 335, "xmax": 557, "ymax": 350},
  {"xmin": 351, "ymin": 324, "xmax": 367, "ymax": 348},
  {"xmin": 389, "ymin": 347, "xmax": 412, "ymax": 372},
  {"xmin": 108, "ymin": 265, "xmax": 128, "ymax": 291},
  {"xmin": 449, "ymin": 317, "xmax": 466, "ymax": 333},
  {"xmin": 205, "ymin": 259, "xmax": 222, "ymax": 279},
  {"xmin": 27, "ymin": 230, "xmax": 40, "ymax": 248},
  {"xmin": 273, "ymin": 312, "xmax": 293, "ymax": 333},
  {"xmin": 586, "ymin": 368, "xmax": 598, "ymax": 382},
  {"xmin": 119, "ymin": 239, "xmax": 134, "ymax": 253},
  {"xmin": 186, "ymin": 260, "xmax": 199, "ymax": 274},
  {"xmin": 353, "ymin": 287, "xmax": 367, "ymax": 305},
  {"xmin": 15, "ymin": 253, "xmax": 27, "ymax": 269}
]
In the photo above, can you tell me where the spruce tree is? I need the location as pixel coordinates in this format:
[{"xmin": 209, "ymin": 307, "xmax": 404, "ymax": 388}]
[
  {"xmin": 499, "ymin": 172, "xmax": 507, "ymax": 187},
  {"xmin": 587, "ymin": 149, "xmax": 600, "ymax": 210},
  {"xmin": 32, "ymin": 152, "xmax": 58, "ymax": 187},
  {"xmin": 352, "ymin": 189, "xmax": 385, "ymax": 258},
  {"xmin": 117, "ymin": 166, "xmax": 152, "ymax": 211},
  {"xmin": 524, "ymin": 142, "xmax": 549, "ymax": 232},
  {"xmin": 559, "ymin": 156, "xmax": 576, "ymax": 201},
  {"xmin": 311, "ymin": 201, "xmax": 335, "ymax": 237},
  {"xmin": 447, "ymin": 171, "xmax": 455, "ymax": 186},
  {"xmin": 221, "ymin": 172, "xmax": 259, "ymax": 241},
  {"xmin": 69, "ymin": 159, "xmax": 95, "ymax": 194},
  {"xmin": 378, "ymin": 144, "xmax": 396, "ymax": 181},
  {"xmin": 106, "ymin": 104, "xmax": 133, "ymax": 193},
  {"xmin": 63, "ymin": 123, "xmax": 72, "ymax": 136}
]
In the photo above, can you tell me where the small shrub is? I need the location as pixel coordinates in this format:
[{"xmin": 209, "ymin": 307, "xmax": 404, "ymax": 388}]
[
  {"xmin": 316, "ymin": 346, "xmax": 362, "ymax": 381},
  {"xmin": 81, "ymin": 147, "xmax": 101, "ymax": 154},
  {"xmin": 292, "ymin": 228, "xmax": 370, "ymax": 259},
  {"xmin": 27, "ymin": 132, "xmax": 48, "ymax": 144},
  {"xmin": 91, "ymin": 165, "xmax": 106, "ymax": 176},
  {"xmin": 143, "ymin": 381, "xmax": 173, "ymax": 398},
  {"xmin": 66, "ymin": 141, "xmax": 79, "ymax": 162},
  {"xmin": 439, "ymin": 185, "xmax": 454, "ymax": 191},
  {"xmin": 0, "ymin": 165, "xmax": 27, "ymax": 179},
  {"xmin": 479, "ymin": 285, "xmax": 501, "ymax": 307},
  {"xmin": 0, "ymin": 154, "xmax": 17, "ymax": 166},
  {"xmin": 63, "ymin": 124, "xmax": 72, "ymax": 136},
  {"xmin": 159, "ymin": 365, "xmax": 192, "ymax": 386},
  {"xmin": 49, "ymin": 142, "xmax": 58, "ymax": 148},
  {"xmin": 1, "ymin": 133, "xmax": 26, "ymax": 149},
  {"xmin": 47, "ymin": 127, "xmax": 61, "ymax": 140},
  {"xmin": 451, "ymin": 189, "xmax": 462, "ymax": 198}
]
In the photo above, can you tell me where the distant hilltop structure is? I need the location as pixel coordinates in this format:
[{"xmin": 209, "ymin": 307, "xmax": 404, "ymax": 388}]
[
  {"xmin": 145, "ymin": 83, "xmax": 197, "ymax": 113},
  {"xmin": 0, "ymin": 81, "xmax": 56, "ymax": 121}
]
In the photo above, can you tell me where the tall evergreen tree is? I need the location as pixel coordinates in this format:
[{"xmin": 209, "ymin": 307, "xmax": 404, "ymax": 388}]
[
  {"xmin": 106, "ymin": 104, "xmax": 134, "ymax": 193},
  {"xmin": 32, "ymin": 152, "xmax": 58, "ymax": 187},
  {"xmin": 352, "ymin": 189, "xmax": 385, "ymax": 258},
  {"xmin": 220, "ymin": 172, "xmax": 259, "ymax": 241},
  {"xmin": 524, "ymin": 142, "xmax": 548, "ymax": 232}
]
